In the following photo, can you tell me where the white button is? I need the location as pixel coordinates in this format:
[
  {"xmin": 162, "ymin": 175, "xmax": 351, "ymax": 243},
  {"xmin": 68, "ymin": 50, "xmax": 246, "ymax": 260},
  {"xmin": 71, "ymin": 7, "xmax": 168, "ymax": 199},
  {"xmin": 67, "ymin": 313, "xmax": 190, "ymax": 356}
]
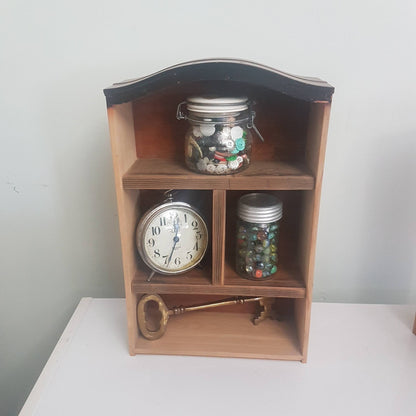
[
  {"xmin": 193, "ymin": 127, "xmax": 202, "ymax": 137},
  {"xmin": 200, "ymin": 125, "xmax": 216, "ymax": 136},
  {"xmin": 228, "ymin": 160, "xmax": 239, "ymax": 170},
  {"xmin": 222, "ymin": 127, "xmax": 231, "ymax": 136},
  {"xmin": 207, "ymin": 164, "xmax": 216, "ymax": 173},
  {"xmin": 196, "ymin": 159, "xmax": 207, "ymax": 171},
  {"xmin": 216, "ymin": 164, "xmax": 227, "ymax": 174},
  {"xmin": 231, "ymin": 126, "xmax": 243, "ymax": 140}
]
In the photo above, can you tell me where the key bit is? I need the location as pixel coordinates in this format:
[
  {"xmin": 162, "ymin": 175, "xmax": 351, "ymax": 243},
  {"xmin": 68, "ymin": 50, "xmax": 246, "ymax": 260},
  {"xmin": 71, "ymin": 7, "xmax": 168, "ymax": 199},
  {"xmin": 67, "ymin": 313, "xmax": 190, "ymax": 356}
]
[{"xmin": 253, "ymin": 297, "xmax": 276, "ymax": 325}]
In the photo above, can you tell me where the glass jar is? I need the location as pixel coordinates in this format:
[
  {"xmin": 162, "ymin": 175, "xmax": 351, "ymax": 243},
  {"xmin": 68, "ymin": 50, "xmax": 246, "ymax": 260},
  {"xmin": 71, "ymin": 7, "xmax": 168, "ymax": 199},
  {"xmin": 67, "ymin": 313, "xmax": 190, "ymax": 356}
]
[
  {"xmin": 177, "ymin": 96, "xmax": 261, "ymax": 175},
  {"xmin": 235, "ymin": 193, "xmax": 283, "ymax": 280}
]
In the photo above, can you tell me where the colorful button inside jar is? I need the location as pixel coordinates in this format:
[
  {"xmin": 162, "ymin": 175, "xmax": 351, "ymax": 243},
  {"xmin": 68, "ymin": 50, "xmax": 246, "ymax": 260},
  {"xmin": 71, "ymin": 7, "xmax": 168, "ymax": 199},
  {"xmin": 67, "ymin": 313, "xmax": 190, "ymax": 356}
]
[
  {"xmin": 235, "ymin": 193, "xmax": 283, "ymax": 280},
  {"xmin": 177, "ymin": 96, "xmax": 261, "ymax": 175}
]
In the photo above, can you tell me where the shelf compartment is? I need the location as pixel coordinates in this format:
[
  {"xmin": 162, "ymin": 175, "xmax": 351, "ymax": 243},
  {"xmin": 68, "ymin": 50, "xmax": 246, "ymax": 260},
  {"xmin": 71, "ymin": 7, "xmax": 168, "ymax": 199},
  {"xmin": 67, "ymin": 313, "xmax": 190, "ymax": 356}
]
[
  {"xmin": 223, "ymin": 190, "xmax": 306, "ymax": 293},
  {"xmin": 132, "ymin": 265, "xmax": 305, "ymax": 297},
  {"xmin": 223, "ymin": 263, "xmax": 305, "ymax": 298},
  {"xmin": 132, "ymin": 267, "xmax": 212, "ymax": 295},
  {"xmin": 134, "ymin": 311, "xmax": 302, "ymax": 360},
  {"xmin": 123, "ymin": 159, "xmax": 314, "ymax": 190}
]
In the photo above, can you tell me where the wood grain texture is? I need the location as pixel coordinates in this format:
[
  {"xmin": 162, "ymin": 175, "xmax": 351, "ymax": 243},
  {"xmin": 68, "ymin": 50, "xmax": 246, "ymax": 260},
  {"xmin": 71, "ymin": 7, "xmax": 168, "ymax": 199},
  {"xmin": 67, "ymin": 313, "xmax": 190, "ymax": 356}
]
[
  {"xmin": 134, "ymin": 311, "xmax": 302, "ymax": 360},
  {"xmin": 123, "ymin": 159, "xmax": 314, "ymax": 190},
  {"xmin": 131, "ymin": 84, "xmax": 310, "ymax": 163},
  {"xmin": 223, "ymin": 262, "xmax": 305, "ymax": 297},
  {"xmin": 132, "ymin": 263, "xmax": 305, "ymax": 298},
  {"xmin": 106, "ymin": 65, "xmax": 333, "ymax": 361},
  {"xmin": 132, "ymin": 266, "xmax": 211, "ymax": 290},
  {"xmin": 212, "ymin": 190, "xmax": 226, "ymax": 285},
  {"xmin": 296, "ymin": 102, "xmax": 332, "ymax": 362},
  {"xmin": 107, "ymin": 103, "xmax": 140, "ymax": 355}
]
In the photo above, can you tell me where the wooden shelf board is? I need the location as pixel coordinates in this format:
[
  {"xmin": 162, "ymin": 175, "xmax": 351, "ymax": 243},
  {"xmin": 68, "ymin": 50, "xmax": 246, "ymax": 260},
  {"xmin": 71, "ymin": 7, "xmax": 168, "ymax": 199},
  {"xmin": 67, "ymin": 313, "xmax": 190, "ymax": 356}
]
[
  {"xmin": 123, "ymin": 159, "xmax": 314, "ymax": 190},
  {"xmin": 132, "ymin": 266, "xmax": 212, "ymax": 294},
  {"xmin": 223, "ymin": 263, "xmax": 306, "ymax": 298},
  {"xmin": 132, "ymin": 265, "xmax": 305, "ymax": 298},
  {"xmin": 134, "ymin": 311, "xmax": 303, "ymax": 360}
]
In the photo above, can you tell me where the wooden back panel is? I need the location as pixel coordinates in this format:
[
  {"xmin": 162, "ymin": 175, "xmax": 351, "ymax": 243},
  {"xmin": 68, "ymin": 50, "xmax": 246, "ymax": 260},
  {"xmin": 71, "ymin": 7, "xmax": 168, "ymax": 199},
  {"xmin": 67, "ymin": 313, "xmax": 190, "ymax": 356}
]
[
  {"xmin": 132, "ymin": 82, "xmax": 310, "ymax": 163},
  {"xmin": 159, "ymin": 294, "xmax": 294, "ymax": 316}
]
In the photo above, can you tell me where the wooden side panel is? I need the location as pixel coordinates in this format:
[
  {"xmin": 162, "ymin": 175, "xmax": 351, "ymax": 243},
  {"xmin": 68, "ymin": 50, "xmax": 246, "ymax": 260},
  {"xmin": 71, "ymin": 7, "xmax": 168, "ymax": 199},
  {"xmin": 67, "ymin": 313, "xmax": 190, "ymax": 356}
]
[
  {"xmin": 212, "ymin": 190, "xmax": 226, "ymax": 285},
  {"xmin": 296, "ymin": 102, "xmax": 331, "ymax": 362},
  {"xmin": 107, "ymin": 103, "xmax": 139, "ymax": 355}
]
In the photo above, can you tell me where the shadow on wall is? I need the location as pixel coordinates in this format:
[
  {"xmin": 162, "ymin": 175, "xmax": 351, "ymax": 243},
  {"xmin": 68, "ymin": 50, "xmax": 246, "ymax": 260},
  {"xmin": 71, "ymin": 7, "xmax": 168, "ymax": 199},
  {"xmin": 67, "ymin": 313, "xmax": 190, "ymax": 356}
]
[
  {"xmin": 354, "ymin": 130, "xmax": 416, "ymax": 303},
  {"xmin": 39, "ymin": 68, "xmax": 125, "ymax": 297}
]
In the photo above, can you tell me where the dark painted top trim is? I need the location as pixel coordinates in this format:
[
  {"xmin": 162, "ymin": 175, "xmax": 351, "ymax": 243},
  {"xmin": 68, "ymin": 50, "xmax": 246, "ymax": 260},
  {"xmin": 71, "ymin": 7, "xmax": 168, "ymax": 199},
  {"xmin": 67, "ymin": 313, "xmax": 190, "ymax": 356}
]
[{"xmin": 103, "ymin": 58, "xmax": 334, "ymax": 106}]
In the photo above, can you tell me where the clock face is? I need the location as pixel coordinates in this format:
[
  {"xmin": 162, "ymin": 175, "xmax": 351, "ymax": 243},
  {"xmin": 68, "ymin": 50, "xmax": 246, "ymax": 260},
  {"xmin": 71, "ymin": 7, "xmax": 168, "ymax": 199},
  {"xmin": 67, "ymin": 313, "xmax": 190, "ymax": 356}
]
[{"xmin": 137, "ymin": 202, "xmax": 208, "ymax": 274}]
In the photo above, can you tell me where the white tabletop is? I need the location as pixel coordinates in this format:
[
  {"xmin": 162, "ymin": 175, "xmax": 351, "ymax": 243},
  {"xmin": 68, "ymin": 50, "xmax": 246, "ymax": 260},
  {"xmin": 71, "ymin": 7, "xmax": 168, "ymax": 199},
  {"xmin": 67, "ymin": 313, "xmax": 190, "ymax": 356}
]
[{"xmin": 19, "ymin": 299, "xmax": 416, "ymax": 416}]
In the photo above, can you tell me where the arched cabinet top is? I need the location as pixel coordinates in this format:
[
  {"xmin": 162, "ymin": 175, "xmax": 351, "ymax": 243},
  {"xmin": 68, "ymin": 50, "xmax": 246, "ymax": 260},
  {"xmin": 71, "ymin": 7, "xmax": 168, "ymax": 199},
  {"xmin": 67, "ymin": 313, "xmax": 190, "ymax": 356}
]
[{"xmin": 104, "ymin": 58, "xmax": 334, "ymax": 107}]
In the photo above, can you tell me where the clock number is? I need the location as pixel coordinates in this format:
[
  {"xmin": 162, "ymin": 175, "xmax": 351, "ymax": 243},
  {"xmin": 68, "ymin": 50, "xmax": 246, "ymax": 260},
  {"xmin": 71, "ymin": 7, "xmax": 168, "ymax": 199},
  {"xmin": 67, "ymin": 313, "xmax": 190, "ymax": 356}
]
[
  {"xmin": 152, "ymin": 226, "xmax": 161, "ymax": 236},
  {"xmin": 195, "ymin": 230, "xmax": 202, "ymax": 240},
  {"xmin": 174, "ymin": 257, "xmax": 181, "ymax": 266},
  {"xmin": 147, "ymin": 238, "xmax": 155, "ymax": 247},
  {"xmin": 186, "ymin": 251, "xmax": 193, "ymax": 260},
  {"xmin": 193, "ymin": 241, "xmax": 199, "ymax": 251},
  {"xmin": 162, "ymin": 255, "xmax": 169, "ymax": 265},
  {"xmin": 153, "ymin": 249, "xmax": 160, "ymax": 258},
  {"xmin": 183, "ymin": 213, "xmax": 188, "ymax": 223},
  {"xmin": 191, "ymin": 220, "xmax": 198, "ymax": 230},
  {"xmin": 159, "ymin": 217, "xmax": 167, "ymax": 226}
]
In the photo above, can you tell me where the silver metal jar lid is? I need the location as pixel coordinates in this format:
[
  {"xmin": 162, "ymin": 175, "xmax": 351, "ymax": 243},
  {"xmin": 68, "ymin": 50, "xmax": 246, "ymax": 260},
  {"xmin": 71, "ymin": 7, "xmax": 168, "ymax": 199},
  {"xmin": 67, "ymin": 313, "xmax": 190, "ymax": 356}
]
[
  {"xmin": 238, "ymin": 193, "xmax": 283, "ymax": 223},
  {"xmin": 186, "ymin": 96, "xmax": 249, "ymax": 114}
]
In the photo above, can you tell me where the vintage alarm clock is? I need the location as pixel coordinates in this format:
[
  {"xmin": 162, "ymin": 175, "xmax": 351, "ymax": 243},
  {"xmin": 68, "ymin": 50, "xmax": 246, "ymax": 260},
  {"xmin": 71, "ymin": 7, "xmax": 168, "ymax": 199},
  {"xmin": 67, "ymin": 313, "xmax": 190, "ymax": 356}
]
[{"xmin": 136, "ymin": 191, "xmax": 209, "ymax": 280}]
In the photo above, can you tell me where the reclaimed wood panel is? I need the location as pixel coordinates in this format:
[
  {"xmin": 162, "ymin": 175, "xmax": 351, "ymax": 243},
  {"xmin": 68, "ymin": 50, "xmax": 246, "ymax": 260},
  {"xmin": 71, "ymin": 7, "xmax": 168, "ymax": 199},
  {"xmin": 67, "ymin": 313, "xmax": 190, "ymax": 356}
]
[{"xmin": 123, "ymin": 159, "xmax": 314, "ymax": 190}]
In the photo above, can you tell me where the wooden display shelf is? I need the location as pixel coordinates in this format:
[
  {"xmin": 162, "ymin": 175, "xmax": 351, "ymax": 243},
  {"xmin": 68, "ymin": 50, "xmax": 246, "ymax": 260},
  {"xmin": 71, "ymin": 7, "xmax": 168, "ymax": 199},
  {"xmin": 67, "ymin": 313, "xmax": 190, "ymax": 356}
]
[
  {"xmin": 132, "ymin": 263, "xmax": 305, "ymax": 298},
  {"xmin": 134, "ymin": 311, "xmax": 302, "ymax": 360},
  {"xmin": 105, "ymin": 58, "xmax": 334, "ymax": 361},
  {"xmin": 123, "ymin": 159, "xmax": 315, "ymax": 190}
]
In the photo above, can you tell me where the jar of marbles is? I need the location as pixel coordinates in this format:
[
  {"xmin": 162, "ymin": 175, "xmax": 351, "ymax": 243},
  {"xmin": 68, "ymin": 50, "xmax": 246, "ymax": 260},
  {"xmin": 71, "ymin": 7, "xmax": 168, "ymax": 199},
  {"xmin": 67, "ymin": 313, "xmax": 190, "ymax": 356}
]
[
  {"xmin": 177, "ymin": 96, "xmax": 263, "ymax": 175},
  {"xmin": 235, "ymin": 193, "xmax": 283, "ymax": 280}
]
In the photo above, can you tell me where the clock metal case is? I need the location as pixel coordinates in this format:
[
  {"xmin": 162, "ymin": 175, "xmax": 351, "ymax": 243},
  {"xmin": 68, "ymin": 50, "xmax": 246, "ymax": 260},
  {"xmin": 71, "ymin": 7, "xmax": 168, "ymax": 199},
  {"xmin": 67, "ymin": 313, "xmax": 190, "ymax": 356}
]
[
  {"xmin": 104, "ymin": 59, "xmax": 334, "ymax": 361},
  {"xmin": 136, "ymin": 200, "xmax": 209, "ymax": 275}
]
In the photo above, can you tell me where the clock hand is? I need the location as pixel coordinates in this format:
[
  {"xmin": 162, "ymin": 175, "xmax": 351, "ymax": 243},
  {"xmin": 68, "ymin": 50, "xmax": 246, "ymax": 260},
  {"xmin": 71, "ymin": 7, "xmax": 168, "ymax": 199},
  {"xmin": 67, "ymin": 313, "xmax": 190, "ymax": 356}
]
[{"xmin": 167, "ymin": 218, "xmax": 180, "ymax": 266}]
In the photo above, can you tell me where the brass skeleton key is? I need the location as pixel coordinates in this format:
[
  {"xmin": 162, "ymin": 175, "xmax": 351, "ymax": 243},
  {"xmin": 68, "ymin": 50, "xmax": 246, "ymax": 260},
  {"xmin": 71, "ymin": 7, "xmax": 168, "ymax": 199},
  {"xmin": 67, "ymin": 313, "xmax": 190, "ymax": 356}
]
[{"xmin": 137, "ymin": 294, "xmax": 275, "ymax": 340}]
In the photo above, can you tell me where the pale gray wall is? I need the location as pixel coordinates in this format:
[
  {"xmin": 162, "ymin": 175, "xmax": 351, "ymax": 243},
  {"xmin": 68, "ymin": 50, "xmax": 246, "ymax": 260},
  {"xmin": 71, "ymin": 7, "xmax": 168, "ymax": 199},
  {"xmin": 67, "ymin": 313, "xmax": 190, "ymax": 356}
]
[{"xmin": 1, "ymin": 1, "xmax": 415, "ymax": 414}]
